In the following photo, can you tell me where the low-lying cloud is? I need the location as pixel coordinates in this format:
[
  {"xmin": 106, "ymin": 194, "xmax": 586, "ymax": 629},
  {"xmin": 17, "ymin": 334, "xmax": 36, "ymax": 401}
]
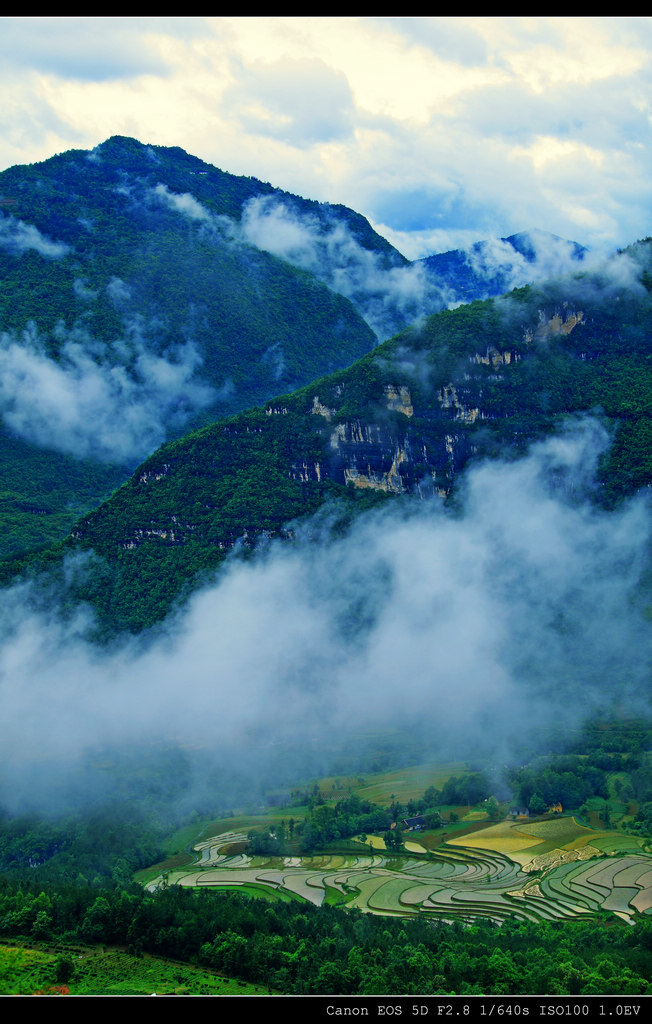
[
  {"xmin": 153, "ymin": 182, "xmax": 213, "ymax": 223},
  {"xmin": 239, "ymin": 194, "xmax": 451, "ymax": 338},
  {"xmin": 494, "ymin": 240, "xmax": 650, "ymax": 327},
  {"xmin": 0, "ymin": 319, "xmax": 215, "ymax": 464},
  {"xmin": 148, "ymin": 184, "xmax": 593, "ymax": 342},
  {"xmin": 460, "ymin": 230, "xmax": 587, "ymax": 296},
  {"xmin": 147, "ymin": 184, "xmax": 452, "ymax": 339},
  {"xmin": 239, "ymin": 198, "xmax": 593, "ymax": 337},
  {"xmin": 1, "ymin": 417, "xmax": 649, "ymax": 809}
]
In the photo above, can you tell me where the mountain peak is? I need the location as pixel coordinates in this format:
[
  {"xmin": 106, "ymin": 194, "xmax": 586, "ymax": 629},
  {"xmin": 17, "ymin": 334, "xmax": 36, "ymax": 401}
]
[{"xmin": 418, "ymin": 228, "xmax": 588, "ymax": 303}]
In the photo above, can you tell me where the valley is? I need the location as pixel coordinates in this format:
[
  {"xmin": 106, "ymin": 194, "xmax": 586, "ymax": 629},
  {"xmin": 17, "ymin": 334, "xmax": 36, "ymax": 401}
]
[
  {"xmin": 2, "ymin": 746, "xmax": 651, "ymax": 996},
  {"xmin": 139, "ymin": 748, "xmax": 652, "ymax": 931},
  {"xmin": 0, "ymin": 134, "xmax": 651, "ymax": 999}
]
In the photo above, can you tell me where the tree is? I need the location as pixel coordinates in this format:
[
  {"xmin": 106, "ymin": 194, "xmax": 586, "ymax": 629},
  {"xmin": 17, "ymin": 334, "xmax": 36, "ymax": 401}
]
[
  {"xmin": 486, "ymin": 797, "xmax": 502, "ymax": 821},
  {"xmin": 384, "ymin": 828, "xmax": 403, "ymax": 852},
  {"xmin": 424, "ymin": 810, "xmax": 443, "ymax": 829},
  {"xmin": 54, "ymin": 957, "xmax": 75, "ymax": 984},
  {"xmin": 529, "ymin": 793, "xmax": 547, "ymax": 816}
]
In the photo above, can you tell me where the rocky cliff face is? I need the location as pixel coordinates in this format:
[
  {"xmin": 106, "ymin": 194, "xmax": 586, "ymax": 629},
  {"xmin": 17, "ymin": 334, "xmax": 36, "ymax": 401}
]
[{"xmin": 74, "ymin": 302, "xmax": 591, "ymax": 557}]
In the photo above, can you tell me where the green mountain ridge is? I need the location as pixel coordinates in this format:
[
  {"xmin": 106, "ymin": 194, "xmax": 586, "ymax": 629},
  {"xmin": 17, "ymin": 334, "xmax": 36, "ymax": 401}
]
[
  {"xmin": 17, "ymin": 237, "xmax": 651, "ymax": 635},
  {"xmin": 0, "ymin": 135, "xmax": 384, "ymax": 414},
  {"xmin": 0, "ymin": 137, "xmax": 593, "ymax": 562},
  {"xmin": 0, "ymin": 137, "xmax": 391, "ymax": 556}
]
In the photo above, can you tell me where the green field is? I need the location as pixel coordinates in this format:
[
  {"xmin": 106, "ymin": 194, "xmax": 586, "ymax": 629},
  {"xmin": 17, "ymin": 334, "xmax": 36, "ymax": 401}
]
[
  {"xmin": 354, "ymin": 763, "xmax": 469, "ymax": 804},
  {"xmin": 133, "ymin": 753, "xmax": 652, "ymax": 928}
]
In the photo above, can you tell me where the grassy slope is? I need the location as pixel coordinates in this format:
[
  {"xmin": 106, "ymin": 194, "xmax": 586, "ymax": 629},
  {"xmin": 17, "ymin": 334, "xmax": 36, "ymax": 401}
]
[{"xmin": 0, "ymin": 939, "xmax": 273, "ymax": 995}]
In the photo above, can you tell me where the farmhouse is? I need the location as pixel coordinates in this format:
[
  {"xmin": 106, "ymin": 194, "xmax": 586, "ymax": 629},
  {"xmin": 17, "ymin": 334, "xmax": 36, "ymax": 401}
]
[
  {"xmin": 402, "ymin": 814, "xmax": 425, "ymax": 831},
  {"xmin": 508, "ymin": 807, "xmax": 530, "ymax": 819}
]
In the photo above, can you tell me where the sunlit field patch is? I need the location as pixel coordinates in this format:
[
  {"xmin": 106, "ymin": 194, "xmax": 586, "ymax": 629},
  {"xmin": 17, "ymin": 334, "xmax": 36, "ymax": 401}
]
[
  {"xmin": 355, "ymin": 762, "xmax": 468, "ymax": 805},
  {"xmin": 363, "ymin": 834, "xmax": 387, "ymax": 849},
  {"xmin": 447, "ymin": 821, "xmax": 544, "ymax": 859},
  {"xmin": 146, "ymin": 802, "xmax": 652, "ymax": 927}
]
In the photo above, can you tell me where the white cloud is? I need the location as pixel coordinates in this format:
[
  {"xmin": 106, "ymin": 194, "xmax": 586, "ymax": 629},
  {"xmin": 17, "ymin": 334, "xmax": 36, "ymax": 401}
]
[
  {"xmin": 153, "ymin": 182, "xmax": 212, "ymax": 222},
  {"xmin": 106, "ymin": 276, "xmax": 132, "ymax": 304},
  {"xmin": 0, "ymin": 17, "xmax": 192, "ymax": 82},
  {"xmin": 224, "ymin": 56, "xmax": 355, "ymax": 147},
  {"xmin": 460, "ymin": 230, "xmax": 588, "ymax": 294},
  {"xmin": 0, "ymin": 320, "xmax": 215, "ymax": 464},
  {"xmin": 239, "ymin": 195, "xmax": 451, "ymax": 336},
  {"xmin": 0, "ymin": 212, "xmax": 70, "ymax": 258}
]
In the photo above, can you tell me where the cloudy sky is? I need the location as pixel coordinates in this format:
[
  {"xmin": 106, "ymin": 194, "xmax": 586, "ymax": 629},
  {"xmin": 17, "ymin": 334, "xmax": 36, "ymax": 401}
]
[{"xmin": 1, "ymin": 17, "xmax": 651, "ymax": 258}]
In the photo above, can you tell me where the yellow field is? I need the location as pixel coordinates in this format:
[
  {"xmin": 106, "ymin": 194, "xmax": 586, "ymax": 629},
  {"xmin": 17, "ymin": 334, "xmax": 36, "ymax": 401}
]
[
  {"xmin": 404, "ymin": 841, "xmax": 427, "ymax": 853},
  {"xmin": 447, "ymin": 821, "xmax": 545, "ymax": 860},
  {"xmin": 566, "ymin": 831, "xmax": 610, "ymax": 851},
  {"xmin": 444, "ymin": 816, "xmax": 613, "ymax": 866},
  {"xmin": 363, "ymin": 834, "xmax": 387, "ymax": 850}
]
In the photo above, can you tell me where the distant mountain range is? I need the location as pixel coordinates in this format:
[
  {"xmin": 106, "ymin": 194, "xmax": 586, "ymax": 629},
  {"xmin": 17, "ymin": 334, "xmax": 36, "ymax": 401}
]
[{"xmin": 419, "ymin": 230, "xmax": 588, "ymax": 304}]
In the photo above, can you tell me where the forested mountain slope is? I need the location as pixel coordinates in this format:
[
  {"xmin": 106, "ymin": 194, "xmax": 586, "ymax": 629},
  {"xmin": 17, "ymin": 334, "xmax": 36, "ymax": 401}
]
[
  {"xmin": 0, "ymin": 137, "xmax": 387, "ymax": 554},
  {"xmin": 17, "ymin": 237, "xmax": 651, "ymax": 635},
  {"xmin": 0, "ymin": 135, "xmax": 387, "ymax": 417},
  {"xmin": 0, "ymin": 138, "xmax": 591, "ymax": 561}
]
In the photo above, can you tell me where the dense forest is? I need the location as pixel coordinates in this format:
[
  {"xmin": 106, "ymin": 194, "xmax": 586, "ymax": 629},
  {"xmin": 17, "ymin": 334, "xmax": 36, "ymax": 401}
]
[{"xmin": 2, "ymin": 881, "xmax": 651, "ymax": 995}]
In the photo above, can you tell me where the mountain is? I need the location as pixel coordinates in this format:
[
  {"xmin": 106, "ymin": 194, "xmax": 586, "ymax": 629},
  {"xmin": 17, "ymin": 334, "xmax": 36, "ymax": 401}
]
[
  {"xmin": 0, "ymin": 138, "xmax": 592, "ymax": 564},
  {"xmin": 2, "ymin": 138, "xmax": 652, "ymax": 1004},
  {"xmin": 0, "ymin": 136, "xmax": 395, "ymax": 556},
  {"xmin": 418, "ymin": 229, "xmax": 588, "ymax": 305},
  {"xmin": 0, "ymin": 134, "xmax": 403, "ymax": 429},
  {"xmin": 17, "ymin": 236, "xmax": 651, "ymax": 635}
]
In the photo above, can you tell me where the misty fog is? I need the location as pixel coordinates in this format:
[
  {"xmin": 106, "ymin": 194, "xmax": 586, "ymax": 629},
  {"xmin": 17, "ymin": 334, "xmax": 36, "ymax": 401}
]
[
  {"xmin": 0, "ymin": 318, "xmax": 215, "ymax": 464},
  {"xmin": 0, "ymin": 211, "xmax": 70, "ymax": 259},
  {"xmin": 1, "ymin": 417, "xmax": 649, "ymax": 812}
]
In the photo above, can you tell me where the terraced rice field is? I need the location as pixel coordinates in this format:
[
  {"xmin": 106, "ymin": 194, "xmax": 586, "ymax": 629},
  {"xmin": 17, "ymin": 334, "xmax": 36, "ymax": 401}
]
[{"xmin": 150, "ymin": 820, "xmax": 652, "ymax": 925}]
